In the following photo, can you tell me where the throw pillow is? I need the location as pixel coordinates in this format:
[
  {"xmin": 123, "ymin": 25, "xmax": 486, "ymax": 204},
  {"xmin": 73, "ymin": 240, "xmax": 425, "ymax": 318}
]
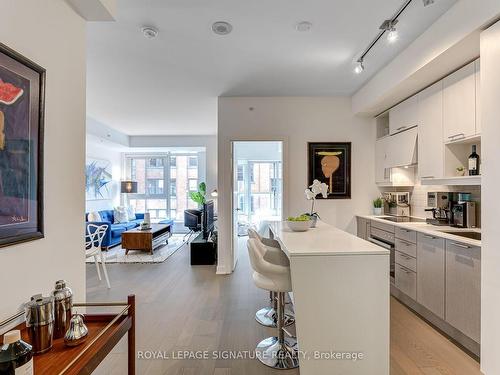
[
  {"xmin": 114, "ymin": 206, "xmax": 129, "ymax": 223},
  {"xmin": 127, "ymin": 206, "xmax": 136, "ymax": 221},
  {"xmin": 88, "ymin": 211, "xmax": 102, "ymax": 222}
]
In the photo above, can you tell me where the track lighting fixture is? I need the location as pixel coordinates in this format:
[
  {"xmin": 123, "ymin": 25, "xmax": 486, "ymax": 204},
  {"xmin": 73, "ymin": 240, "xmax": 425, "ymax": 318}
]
[
  {"xmin": 354, "ymin": 60, "xmax": 364, "ymax": 74},
  {"xmin": 353, "ymin": 0, "xmax": 436, "ymax": 74}
]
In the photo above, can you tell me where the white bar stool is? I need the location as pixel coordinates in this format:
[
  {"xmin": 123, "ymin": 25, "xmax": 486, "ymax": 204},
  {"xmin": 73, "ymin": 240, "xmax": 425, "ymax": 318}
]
[
  {"xmin": 247, "ymin": 238, "xmax": 299, "ymax": 369},
  {"xmin": 248, "ymin": 228, "xmax": 294, "ymax": 328}
]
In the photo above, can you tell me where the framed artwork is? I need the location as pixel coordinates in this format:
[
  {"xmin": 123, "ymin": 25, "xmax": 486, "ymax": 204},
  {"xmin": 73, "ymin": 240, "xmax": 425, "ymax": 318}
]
[
  {"xmin": 308, "ymin": 142, "xmax": 351, "ymax": 199},
  {"xmin": 85, "ymin": 157, "xmax": 112, "ymax": 200},
  {"xmin": 0, "ymin": 43, "xmax": 45, "ymax": 248}
]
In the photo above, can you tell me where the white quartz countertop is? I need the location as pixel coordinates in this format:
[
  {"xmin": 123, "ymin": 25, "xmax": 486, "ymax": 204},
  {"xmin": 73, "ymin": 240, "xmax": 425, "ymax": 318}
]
[
  {"xmin": 269, "ymin": 220, "xmax": 390, "ymax": 257},
  {"xmin": 357, "ymin": 215, "xmax": 481, "ymax": 247}
]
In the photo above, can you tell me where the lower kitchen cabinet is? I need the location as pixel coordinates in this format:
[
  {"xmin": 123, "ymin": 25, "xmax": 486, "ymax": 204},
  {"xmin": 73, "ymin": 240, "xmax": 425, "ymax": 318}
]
[
  {"xmin": 445, "ymin": 240, "xmax": 481, "ymax": 342},
  {"xmin": 417, "ymin": 233, "xmax": 445, "ymax": 319},
  {"xmin": 395, "ymin": 263, "xmax": 416, "ymax": 300},
  {"xmin": 356, "ymin": 217, "xmax": 370, "ymax": 240}
]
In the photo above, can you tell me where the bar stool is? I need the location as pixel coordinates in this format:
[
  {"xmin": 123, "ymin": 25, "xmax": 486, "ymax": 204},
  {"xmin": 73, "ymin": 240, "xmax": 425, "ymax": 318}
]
[
  {"xmin": 247, "ymin": 238, "xmax": 299, "ymax": 369},
  {"xmin": 248, "ymin": 228, "xmax": 294, "ymax": 328}
]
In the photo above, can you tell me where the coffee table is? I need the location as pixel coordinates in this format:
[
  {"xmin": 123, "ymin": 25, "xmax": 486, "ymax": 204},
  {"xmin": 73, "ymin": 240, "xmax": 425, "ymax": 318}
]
[{"xmin": 121, "ymin": 223, "xmax": 172, "ymax": 255}]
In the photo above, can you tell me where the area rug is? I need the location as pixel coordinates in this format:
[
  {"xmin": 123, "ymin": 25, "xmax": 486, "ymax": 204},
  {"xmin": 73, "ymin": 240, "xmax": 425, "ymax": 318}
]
[{"xmin": 86, "ymin": 234, "xmax": 188, "ymax": 264}]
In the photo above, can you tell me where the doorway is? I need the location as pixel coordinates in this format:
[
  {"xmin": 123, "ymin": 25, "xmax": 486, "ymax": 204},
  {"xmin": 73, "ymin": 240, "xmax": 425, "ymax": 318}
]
[{"xmin": 231, "ymin": 141, "xmax": 283, "ymax": 258}]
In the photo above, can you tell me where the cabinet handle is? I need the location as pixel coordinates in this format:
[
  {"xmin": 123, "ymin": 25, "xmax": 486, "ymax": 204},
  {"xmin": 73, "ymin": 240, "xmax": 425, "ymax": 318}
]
[
  {"xmin": 421, "ymin": 176, "xmax": 434, "ymax": 179},
  {"xmin": 396, "ymin": 126, "xmax": 407, "ymax": 131},
  {"xmin": 451, "ymin": 242, "xmax": 472, "ymax": 249},
  {"xmin": 424, "ymin": 235, "xmax": 436, "ymax": 239},
  {"xmin": 448, "ymin": 133, "xmax": 465, "ymax": 140}
]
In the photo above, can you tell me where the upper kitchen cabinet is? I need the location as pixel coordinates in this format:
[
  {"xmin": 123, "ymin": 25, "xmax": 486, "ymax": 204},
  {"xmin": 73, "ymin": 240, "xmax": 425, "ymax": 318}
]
[
  {"xmin": 386, "ymin": 127, "xmax": 418, "ymax": 168},
  {"xmin": 443, "ymin": 61, "xmax": 477, "ymax": 142},
  {"xmin": 375, "ymin": 136, "xmax": 390, "ymax": 184},
  {"xmin": 389, "ymin": 95, "xmax": 419, "ymax": 135},
  {"xmin": 418, "ymin": 81, "xmax": 444, "ymax": 180}
]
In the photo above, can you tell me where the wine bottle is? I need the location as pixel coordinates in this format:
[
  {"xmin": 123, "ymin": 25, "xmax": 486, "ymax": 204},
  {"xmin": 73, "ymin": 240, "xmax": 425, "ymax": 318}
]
[
  {"xmin": 0, "ymin": 330, "xmax": 33, "ymax": 375},
  {"xmin": 468, "ymin": 145, "xmax": 480, "ymax": 176}
]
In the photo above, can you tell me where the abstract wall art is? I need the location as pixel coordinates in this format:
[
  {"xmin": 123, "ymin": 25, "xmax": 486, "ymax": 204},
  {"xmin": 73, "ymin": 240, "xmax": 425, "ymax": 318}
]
[
  {"xmin": 85, "ymin": 158, "xmax": 112, "ymax": 200},
  {"xmin": 308, "ymin": 142, "xmax": 351, "ymax": 199},
  {"xmin": 0, "ymin": 43, "xmax": 45, "ymax": 248}
]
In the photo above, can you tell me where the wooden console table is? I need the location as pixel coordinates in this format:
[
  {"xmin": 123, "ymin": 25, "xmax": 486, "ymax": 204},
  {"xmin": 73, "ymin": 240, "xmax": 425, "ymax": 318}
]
[{"xmin": 0, "ymin": 295, "xmax": 136, "ymax": 375}]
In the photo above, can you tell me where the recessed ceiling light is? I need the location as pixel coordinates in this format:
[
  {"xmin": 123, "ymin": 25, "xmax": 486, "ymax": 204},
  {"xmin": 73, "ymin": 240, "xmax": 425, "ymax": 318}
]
[
  {"xmin": 141, "ymin": 26, "xmax": 158, "ymax": 39},
  {"xmin": 296, "ymin": 21, "xmax": 313, "ymax": 32},
  {"xmin": 212, "ymin": 21, "xmax": 232, "ymax": 35}
]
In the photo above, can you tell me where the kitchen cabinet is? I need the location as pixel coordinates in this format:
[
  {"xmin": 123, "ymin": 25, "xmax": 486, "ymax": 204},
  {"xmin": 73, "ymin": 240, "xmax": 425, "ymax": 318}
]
[
  {"xmin": 386, "ymin": 127, "xmax": 418, "ymax": 168},
  {"xmin": 389, "ymin": 95, "xmax": 419, "ymax": 135},
  {"xmin": 446, "ymin": 240, "xmax": 481, "ymax": 342},
  {"xmin": 395, "ymin": 264, "xmax": 416, "ymax": 300},
  {"xmin": 375, "ymin": 137, "xmax": 389, "ymax": 183},
  {"xmin": 356, "ymin": 217, "xmax": 370, "ymax": 241},
  {"xmin": 475, "ymin": 59, "xmax": 481, "ymax": 135},
  {"xmin": 443, "ymin": 61, "xmax": 476, "ymax": 142},
  {"xmin": 418, "ymin": 81, "xmax": 444, "ymax": 179},
  {"xmin": 417, "ymin": 233, "xmax": 445, "ymax": 319}
]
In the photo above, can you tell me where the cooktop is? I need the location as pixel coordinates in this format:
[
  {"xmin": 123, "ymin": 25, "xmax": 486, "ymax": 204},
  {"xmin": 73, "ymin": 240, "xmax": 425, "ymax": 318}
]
[{"xmin": 380, "ymin": 216, "xmax": 426, "ymax": 223}]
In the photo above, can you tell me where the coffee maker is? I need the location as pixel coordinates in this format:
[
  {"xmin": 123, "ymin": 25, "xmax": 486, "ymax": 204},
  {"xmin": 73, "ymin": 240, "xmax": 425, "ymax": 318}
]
[
  {"xmin": 451, "ymin": 193, "xmax": 477, "ymax": 228},
  {"xmin": 426, "ymin": 192, "xmax": 452, "ymax": 225}
]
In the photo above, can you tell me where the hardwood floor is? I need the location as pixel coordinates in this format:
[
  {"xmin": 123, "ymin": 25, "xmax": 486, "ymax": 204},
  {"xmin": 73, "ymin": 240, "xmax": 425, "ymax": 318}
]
[{"xmin": 87, "ymin": 241, "xmax": 481, "ymax": 375}]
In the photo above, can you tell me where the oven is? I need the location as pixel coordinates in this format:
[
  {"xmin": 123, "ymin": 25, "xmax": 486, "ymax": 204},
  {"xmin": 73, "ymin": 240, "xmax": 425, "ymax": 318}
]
[{"xmin": 368, "ymin": 227, "xmax": 395, "ymax": 284}]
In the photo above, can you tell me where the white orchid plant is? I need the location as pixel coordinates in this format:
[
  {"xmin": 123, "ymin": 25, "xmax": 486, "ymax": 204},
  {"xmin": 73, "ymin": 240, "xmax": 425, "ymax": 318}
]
[{"xmin": 304, "ymin": 179, "xmax": 328, "ymax": 218}]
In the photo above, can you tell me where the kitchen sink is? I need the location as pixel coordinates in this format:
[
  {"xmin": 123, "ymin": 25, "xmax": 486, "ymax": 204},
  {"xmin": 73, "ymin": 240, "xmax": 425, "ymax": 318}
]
[{"xmin": 440, "ymin": 231, "xmax": 481, "ymax": 241}]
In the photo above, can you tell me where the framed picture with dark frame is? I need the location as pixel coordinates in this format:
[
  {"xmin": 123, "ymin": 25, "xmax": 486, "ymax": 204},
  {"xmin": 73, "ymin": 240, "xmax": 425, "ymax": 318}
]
[
  {"xmin": 0, "ymin": 42, "xmax": 45, "ymax": 248},
  {"xmin": 308, "ymin": 142, "xmax": 351, "ymax": 199}
]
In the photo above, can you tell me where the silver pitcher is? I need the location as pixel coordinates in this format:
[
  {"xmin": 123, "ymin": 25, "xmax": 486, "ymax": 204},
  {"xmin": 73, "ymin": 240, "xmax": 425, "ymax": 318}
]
[
  {"xmin": 24, "ymin": 294, "xmax": 54, "ymax": 354},
  {"xmin": 64, "ymin": 313, "xmax": 88, "ymax": 347},
  {"xmin": 52, "ymin": 280, "xmax": 73, "ymax": 339}
]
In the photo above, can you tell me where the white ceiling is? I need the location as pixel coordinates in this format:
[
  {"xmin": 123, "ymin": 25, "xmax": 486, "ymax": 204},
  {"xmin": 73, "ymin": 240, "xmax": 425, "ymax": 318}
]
[{"xmin": 86, "ymin": 0, "xmax": 457, "ymax": 135}]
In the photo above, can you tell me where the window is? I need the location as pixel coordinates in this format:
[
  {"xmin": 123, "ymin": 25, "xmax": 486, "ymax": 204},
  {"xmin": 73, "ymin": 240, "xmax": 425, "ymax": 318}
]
[
  {"xmin": 188, "ymin": 156, "xmax": 198, "ymax": 168},
  {"xmin": 125, "ymin": 153, "xmax": 202, "ymax": 222},
  {"xmin": 188, "ymin": 179, "xmax": 198, "ymax": 191},
  {"xmin": 147, "ymin": 179, "xmax": 164, "ymax": 195},
  {"xmin": 170, "ymin": 180, "xmax": 177, "ymax": 196}
]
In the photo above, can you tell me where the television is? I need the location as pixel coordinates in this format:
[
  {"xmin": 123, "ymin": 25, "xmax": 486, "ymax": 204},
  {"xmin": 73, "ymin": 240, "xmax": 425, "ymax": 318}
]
[{"xmin": 203, "ymin": 200, "xmax": 215, "ymax": 239}]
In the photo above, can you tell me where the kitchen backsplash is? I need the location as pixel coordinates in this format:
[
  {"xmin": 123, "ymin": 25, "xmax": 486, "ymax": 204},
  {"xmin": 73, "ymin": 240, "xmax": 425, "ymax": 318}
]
[{"xmin": 381, "ymin": 183, "xmax": 481, "ymax": 226}]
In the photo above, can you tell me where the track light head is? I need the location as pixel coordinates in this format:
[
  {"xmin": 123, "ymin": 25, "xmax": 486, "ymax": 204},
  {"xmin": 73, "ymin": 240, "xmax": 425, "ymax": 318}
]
[
  {"xmin": 387, "ymin": 26, "xmax": 398, "ymax": 43},
  {"xmin": 354, "ymin": 60, "xmax": 364, "ymax": 74},
  {"xmin": 380, "ymin": 19, "xmax": 399, "ymax": 43}
]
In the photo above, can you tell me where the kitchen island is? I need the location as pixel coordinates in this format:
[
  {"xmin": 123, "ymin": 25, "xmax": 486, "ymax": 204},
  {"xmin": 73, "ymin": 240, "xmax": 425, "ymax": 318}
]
[{"xmin": 268, "ymin": 221, "xmax": 390, "ymax": 375}]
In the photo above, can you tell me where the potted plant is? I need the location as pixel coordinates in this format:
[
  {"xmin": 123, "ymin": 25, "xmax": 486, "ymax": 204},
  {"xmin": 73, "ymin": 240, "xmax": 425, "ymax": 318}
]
[
  {"xmin": 304, "ymin": 179, "xmax": 328, "ymax": 228},
  {"xmin": 373, "ymin": 197, "xmax": 384, "ymax": 216},
  {"xmin": 189, "ymin": 182, "xmax": 207, "ymax": 207},
  {"xmin": 456, "ymin": 166, "xmax": 465, "ymax": 176}
]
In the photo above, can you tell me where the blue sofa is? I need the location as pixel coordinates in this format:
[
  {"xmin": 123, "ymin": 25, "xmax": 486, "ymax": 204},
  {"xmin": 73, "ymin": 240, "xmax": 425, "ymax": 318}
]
[
  {"xmin": 86, "ymin": 210, "xmax": 175, "ymax": 249},
  {"xmin": 85, "ymin": 210, "xmax": 146, "ymax": 249}
]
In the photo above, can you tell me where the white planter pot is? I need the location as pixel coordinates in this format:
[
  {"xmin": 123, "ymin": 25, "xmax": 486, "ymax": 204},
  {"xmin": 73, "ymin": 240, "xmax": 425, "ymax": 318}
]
[{"xmin": 373, "ymin": 207, "xmax": 383, "ymax": 216}]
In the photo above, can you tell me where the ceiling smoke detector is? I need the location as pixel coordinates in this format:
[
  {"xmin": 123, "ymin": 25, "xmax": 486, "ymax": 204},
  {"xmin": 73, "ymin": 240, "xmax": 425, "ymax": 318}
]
[
  {"xmin": 141, "ymin": 26, "xmax": 158, "ymax": 39},
  {"xmin": 296, "ymin": 21, "xmax": 313, "ymax": 32},
  {"xmin": 212, "ymin": 21, "xmax": 233, "ymax": 35}
]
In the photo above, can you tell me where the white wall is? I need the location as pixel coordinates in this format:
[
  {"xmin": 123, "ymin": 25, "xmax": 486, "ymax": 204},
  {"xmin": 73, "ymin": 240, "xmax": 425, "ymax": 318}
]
[
  {"xmin": 86, "ymin": 135, "xmax": 122, "ymax": 212},
  {"xmin": 217, "ymin": 97, "xmax": 378, "ymax": 274},
  {"xmin": 479, "ymin": 21, "xmax": 500, "ymax": 375},
  {"xmin": 0, "ymin": 1, "xmax": 86, "ymax": 323},
  {"xmin": 129, "ymin": 135, "xmax": 217, "ymax": 194}
]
